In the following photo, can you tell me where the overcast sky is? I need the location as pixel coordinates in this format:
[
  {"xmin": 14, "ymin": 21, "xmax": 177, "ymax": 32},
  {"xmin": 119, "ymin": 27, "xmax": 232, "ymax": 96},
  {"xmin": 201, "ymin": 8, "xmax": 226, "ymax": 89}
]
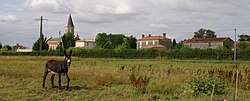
[{"xmin": 1, "ymin": 0, "xmax": 250, "ymax": 47}]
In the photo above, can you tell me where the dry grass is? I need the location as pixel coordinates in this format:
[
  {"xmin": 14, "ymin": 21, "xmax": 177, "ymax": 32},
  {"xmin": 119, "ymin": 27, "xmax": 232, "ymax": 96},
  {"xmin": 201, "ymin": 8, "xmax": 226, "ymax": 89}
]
[{"xmin": 0, "ymin": 56, "xmax": 250, "ymax": 100}]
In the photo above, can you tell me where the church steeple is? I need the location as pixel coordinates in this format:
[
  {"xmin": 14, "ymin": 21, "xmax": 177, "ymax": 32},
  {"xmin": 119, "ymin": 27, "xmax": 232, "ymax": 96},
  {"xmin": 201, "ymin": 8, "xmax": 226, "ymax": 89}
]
[
  {"xmin": 65, "ymin": 14, "xmax": 74, "ymax": 34},
  {"xmin": 67, "ymin": 14, "xmax": 74, "ymax": 28}
]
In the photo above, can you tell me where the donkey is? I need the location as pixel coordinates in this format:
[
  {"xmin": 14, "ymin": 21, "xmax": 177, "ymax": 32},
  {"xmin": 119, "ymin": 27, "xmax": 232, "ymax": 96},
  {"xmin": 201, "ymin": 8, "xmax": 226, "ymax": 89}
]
[{"xmin": 42, "ymin": 50, "xmax": 72, "ymax": 90}]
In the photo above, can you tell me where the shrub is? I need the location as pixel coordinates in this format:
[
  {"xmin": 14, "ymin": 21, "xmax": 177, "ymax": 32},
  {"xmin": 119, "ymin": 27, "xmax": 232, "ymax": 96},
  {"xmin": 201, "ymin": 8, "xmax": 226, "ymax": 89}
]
[
  {"xmin": 2, "ymin": 47, "xmax": 250, "ymax": 60},
  {"xmin": 237, "ymin": 48, "xmax": 250, "ymax": 60},
  {"xmin": 183, "ymin": 75, "xmax": 226, "ymax": 97},
  {"xmin": 1, "ymin": 45, "xmax": 12, "ymax": 52}
]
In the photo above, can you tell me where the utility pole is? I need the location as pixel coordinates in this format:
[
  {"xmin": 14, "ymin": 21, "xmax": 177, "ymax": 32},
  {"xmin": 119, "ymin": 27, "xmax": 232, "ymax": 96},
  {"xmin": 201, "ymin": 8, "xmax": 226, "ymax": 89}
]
[
  {"xmin": 234, "ymin": 29, "xmax": 237, "ymax": 61},
  {"xmin": 234, "ymin": 28, "xmax": 238, "ymax": 101},
  {"xmin": 35, "ymin": 16, "xmax": 48, "ymax": 51}
]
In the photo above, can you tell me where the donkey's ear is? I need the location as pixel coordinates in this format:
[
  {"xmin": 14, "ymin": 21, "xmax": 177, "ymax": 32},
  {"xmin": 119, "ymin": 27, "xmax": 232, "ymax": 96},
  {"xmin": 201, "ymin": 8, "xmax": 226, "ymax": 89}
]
[
  {"xmin": 64, "ymin": 50, "xmax": 67, "ymax": 56},
  {"xmin": 69, "ymin": 50, "xmax": 72, "ymax": 55}
]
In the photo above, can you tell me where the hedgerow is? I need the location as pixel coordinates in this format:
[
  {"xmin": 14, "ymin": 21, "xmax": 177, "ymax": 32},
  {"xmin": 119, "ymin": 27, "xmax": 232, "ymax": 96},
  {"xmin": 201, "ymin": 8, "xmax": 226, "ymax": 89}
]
[{"xmin": 1, "ymin": 47, "xmax": 249, "ymax": 60}]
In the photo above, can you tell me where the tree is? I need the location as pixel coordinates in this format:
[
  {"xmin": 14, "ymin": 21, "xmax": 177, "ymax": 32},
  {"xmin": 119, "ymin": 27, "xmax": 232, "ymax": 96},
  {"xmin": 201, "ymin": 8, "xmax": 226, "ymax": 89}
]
[
  {"xmin": 172, "ymin": 39, "xmax": 177, "ymax": 48},
  {"xmin": 32, "ymin": 34, "xmax": 49, "ymax": 51},
  {"xmin": 95, "ymin": 33, "xmax": 136, "ymax": 49},
  {"xmin": 193, "ymin": 28, "xmax": 216, "ymax": 38},
  {"xmin": 62, "ymin": 32, "xmax": 75, "ymax": 49},
  {"xmin": 125, "ymin": 36, "xmax": 137, "ymax": 49},
  {"xmin": 238, "ymin": 42, "xmax": 247, "ymax": 50},
  {"xmin": 223, "ymin": 41, "xmax": 231, "ymax": 49},
  {"xmin": 56, "ymin": 42, "xmax": 64, "ymax": 52},
  {"xmin": 116, "ymin": 39, "xmax": 131, "ymax": 51},
  {"xmin": 95, "ymin": 33, "xmax": 110, "ymax": 49},
  {"xmin": 1, "ymin": 45, "xmax": 12, "ymax": 52},
  {"xmin": 95, "ymin": 33, "xmax": 125, "ymax": 49},
  {"xmin": 238, "ymin": 34, "xmax": 250, "ymax": 41},
  {"xmin": 176, "ymin": 41, "xmax": 184, "ymax": 49},
  {"xmin": 109, "ymin": 34, "xmax": 126, "ymax": 49},
  {"xmin": 122, "ymin": 39, "xmax": 131, "ymax": 49},
  {"xmin": 75, "ymin": 34, "xmax": 80, "ymax": 41},
  {"xmin": 0, "ymin": 42, "xmax": 2, "ymax": 49}
]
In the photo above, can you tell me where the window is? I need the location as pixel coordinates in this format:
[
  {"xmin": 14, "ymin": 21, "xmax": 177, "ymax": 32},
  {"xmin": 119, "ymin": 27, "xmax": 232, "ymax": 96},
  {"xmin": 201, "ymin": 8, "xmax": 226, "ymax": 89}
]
[
  {"xmin": 142, "ymin": 41, "xmax": 146, "ymax": 46},
  {"xmin": 155, "ymin": 41, "xmax": 159, "ymax": 45},
  {"xmin": 148, "ymin": 41, "xmax": 153, "ymax": 45}
]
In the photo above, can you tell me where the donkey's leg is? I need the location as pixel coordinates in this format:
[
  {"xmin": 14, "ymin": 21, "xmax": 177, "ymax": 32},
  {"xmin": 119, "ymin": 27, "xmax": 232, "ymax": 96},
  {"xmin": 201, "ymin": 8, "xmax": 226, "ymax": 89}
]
[
  {"xmin": 50, "ymin": 74, "xmax": 55, "ymax": 88},
  {"xmin": 65, "ymin": 73, "xmax": 70, "ymax": 90},
  {"xmin": 42, "ymin": 69, "xmax": 49, "ymax": 88},
  {"xmin": 58, "ymin": 73, "xmax": 62, "ymax": 90}
]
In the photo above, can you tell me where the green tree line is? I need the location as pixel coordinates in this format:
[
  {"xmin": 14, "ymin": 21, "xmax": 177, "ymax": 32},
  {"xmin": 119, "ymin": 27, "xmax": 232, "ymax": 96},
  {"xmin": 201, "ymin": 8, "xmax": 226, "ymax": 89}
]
[{"xmin": 2, "ymin": 47, "xmax": 250, "ymax": 60}]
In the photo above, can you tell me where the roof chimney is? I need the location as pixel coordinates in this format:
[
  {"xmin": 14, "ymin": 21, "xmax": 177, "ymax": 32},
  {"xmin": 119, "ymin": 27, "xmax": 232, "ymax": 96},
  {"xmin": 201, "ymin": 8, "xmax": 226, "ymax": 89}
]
[
  {"xmin": 163, "ymin": 33, "xmax": 166, "ymax": 37},
  {"xmin": 149, "ymin": 34, "xmax": 151, "ymax": 37},
  {"xmin": 142, "ymin": 34, "xmax": 145, "ymax": 38}
]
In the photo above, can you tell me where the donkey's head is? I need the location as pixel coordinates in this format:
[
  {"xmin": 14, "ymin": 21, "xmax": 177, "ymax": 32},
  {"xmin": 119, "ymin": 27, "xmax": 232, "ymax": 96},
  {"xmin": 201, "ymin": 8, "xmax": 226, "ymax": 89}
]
[{"xmin": 64, "ymin": 50, "xmax": 72, "ymax": 67}]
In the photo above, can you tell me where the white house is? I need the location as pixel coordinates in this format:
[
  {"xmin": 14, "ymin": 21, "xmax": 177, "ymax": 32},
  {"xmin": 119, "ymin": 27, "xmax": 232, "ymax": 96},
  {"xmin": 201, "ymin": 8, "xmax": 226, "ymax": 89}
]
[
  {"xmin": 75, "ymin": 39, "xmax": 96, "ymax": 49},
  {"xmin": 17, "ymin": 49, "xmax": 32, "ymax": 52},
  {"xmin": 47, "ymin": 38, "xmax": 60, "ymax": 50},
  {"xmin": 137, "ymin": 33, "xmax": 172, "ymax": 50}
]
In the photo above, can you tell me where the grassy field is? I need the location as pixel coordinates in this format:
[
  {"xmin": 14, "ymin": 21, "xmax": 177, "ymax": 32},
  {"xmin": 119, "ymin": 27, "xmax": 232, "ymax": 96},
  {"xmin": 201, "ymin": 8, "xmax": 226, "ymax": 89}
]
[{"xmin": 0, "ymin": 56, "xmax": 250, "ymax": 101}]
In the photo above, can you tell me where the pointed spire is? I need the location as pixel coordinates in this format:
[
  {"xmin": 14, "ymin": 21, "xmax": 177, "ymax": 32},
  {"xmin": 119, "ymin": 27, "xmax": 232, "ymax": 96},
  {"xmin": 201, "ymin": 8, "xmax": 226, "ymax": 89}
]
[{"xmin": 67, "ymin": 14, "xmax": 74, "ymax": 27}]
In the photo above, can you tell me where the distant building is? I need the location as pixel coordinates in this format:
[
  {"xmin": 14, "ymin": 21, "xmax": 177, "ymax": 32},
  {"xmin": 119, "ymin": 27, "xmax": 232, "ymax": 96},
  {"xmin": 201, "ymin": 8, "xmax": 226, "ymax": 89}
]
[
  {"xmin": 47, "ymin": 14, "xmax": 75, "ymax": 50},
  {"xmin": 233, "ymin": 41, "xmax": 250, "ymax": 49},
  {"xmin": 47, "ymin": 38, "xmax": 60, "ymax": 50},
  {"xmin": 64, "ymin": 14, "xmax": 74, "ymax": 34},
  {"xmin": 184, "ymin": 37, "xmax": 234, "ymax": 49},
  {"xmin": 75, "ymin": 39, "xmax": 96, "ymax": 49},
  {"xmin": 12, "ymin": 43, "xmax": 32, "ymax": 52},
  {"xmin": 17, "ymin": 49, "xmax": 32, "ymax": 52},
  {"xmin": 137, "ymin": 33, "xmax": 172, "ymax": 49}
]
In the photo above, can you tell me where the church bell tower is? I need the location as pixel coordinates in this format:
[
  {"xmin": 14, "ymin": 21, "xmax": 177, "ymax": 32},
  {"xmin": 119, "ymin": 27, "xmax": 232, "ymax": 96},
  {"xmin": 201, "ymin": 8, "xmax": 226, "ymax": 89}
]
[{"xmin": 64, "ymin": 14, "xmax": 74, "ymax": 34}]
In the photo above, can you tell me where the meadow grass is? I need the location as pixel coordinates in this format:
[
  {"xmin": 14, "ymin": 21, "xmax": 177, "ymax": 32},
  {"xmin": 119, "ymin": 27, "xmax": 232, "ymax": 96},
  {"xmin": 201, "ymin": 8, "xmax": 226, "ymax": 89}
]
[{"xmin": 0, "ymin": 56, "xmax": 250, "ymax": 101}]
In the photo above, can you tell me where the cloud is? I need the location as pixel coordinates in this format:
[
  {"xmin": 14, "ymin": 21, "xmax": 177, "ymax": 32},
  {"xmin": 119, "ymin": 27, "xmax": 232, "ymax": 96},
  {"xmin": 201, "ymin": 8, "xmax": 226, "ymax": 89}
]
[
  {"xmin": 24, "ymin": 0, "xmax": 137, "ymax": 23},
  {"xmin": 149, "ymin": 23, "xmax": 168, "ymax": 28},
  {"xmin": 93, "ymin": 3, "xmax": 134, "ymax": 15},
  {"xmin": 2, "ymin": 0, "xmax": 250, "ymax": 47},
  {"xmin": 24, "ymin": 0, "xmax": 70, "ymax": 13},
  {"xmin": 0, "ymin": 14, "xmax": 19, "ymax": 23},
  {"xmin": 115, "ymin": 4, "xmax": 134, "ymax": 14}
]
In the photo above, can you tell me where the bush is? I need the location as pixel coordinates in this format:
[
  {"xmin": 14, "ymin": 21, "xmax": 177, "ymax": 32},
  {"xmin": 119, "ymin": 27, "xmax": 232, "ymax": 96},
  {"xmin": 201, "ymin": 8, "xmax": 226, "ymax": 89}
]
[
  {"xmin": 0, "ymin": 50, "xmax": 62, "ymax": 56},
  {"xmin": 183, "ymin": 75, "xmax": 226, "ymax": 97},
  {"xmin": 1, "ymin": 45, "xmax": 12, "ymax": 52},
  {"xmin": 2, "ymin": 47, "xmax": 250, "ymax": 60},
  {"xmin": 237, "ymin": 48, "xmax": 250, "ymax": 60}
]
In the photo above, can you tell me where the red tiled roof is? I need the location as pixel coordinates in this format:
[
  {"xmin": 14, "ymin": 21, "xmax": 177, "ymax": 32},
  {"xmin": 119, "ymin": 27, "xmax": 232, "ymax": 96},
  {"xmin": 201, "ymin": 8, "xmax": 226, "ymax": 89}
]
[
  {"xmin": 48, "ymin": 38, "xmax": 60, "ymax": 41},
  {"xmin": 141, "ymin": 44, "xmax": 166, "ymax": 49},
  {"xmin": 76, "ymin": 39, "xmax": 95, "ymax": 43},
  {"xmin": 47, "ymin": 38, "xmax": 60, "ymax": 45},
  {"xmin": 184, "ymin": 37, "xmax": 231, "ymax": 43},
  {"xmin": 231, "ymin": 41, "xmax": 250, "ymax": 48},
  {"xmin": 138, "ymin": 36, "xmax": 166, "ymax": 40},
  {"xmin": 13, "ymin": 44, "xmax": 28, "ymax": 49},
  {"xmin": 48, "ymin": 41, "xmax": 59, "ymax": 45}
]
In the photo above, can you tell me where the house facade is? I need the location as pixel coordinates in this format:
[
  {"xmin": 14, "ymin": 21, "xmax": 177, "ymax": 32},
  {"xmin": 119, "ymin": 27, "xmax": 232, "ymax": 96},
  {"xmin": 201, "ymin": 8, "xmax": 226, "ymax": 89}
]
[
  {"xmin": 75, "ymin": 39, "xmax": 96, "ymax": 49},
  {"xmin": 47, "ymin": 38, "xmax": 60, "ymax": 50},
  {"xmin": 184, "ymin": 37, "xmax": 234, "ymax": 49},
  {"xmin": 137, "ymin": 33, "xmax": 171, "ymax": 49},
  {"xmin": 12, "ymin": 43, "xmax": 32, "ymax": 52}
]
